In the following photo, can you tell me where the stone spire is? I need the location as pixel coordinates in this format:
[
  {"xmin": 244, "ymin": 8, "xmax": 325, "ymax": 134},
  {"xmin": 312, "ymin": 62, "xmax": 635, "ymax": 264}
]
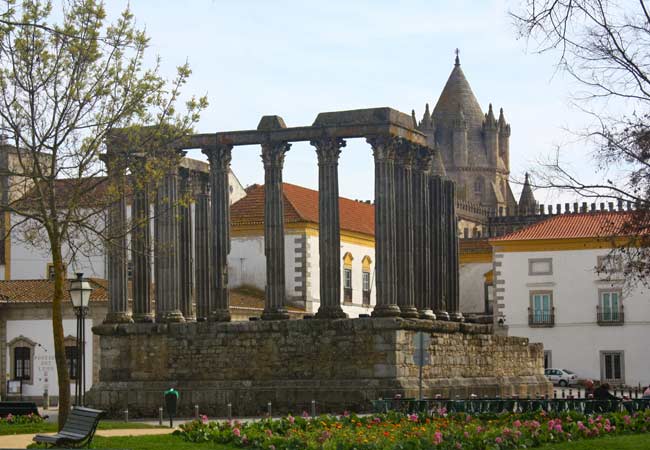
[
  {"xmin": 430, "ymin": 147, "xmax": 447, "ymax": 177},
  {"xmin": 411, "ymin": 109, "xmax": 418, "ymax": 128},
  {"xmin": 498, "ymin": 107, "xmax": 509, "ymax": 133},
  {"xmin": 419, "ymin": 103, "xmax": 434, "ymax": 130},
  {"xmin": 483, "ymin": 103, "xmax": 498, "ymax": 130},
  {"xmin": 518, "ymin": 172, "xmax": 537, "ymax": 215}
]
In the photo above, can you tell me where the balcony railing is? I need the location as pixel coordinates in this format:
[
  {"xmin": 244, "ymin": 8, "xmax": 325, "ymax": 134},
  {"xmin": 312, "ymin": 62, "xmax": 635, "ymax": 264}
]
[
  {"xmin": 597, "ymin": 305, "xmax": 624, "ymax": 325},
  {"xmin": 343, "ymin": 287, "xmax": 353, "ymax": 303},
  {"xmin": 528, "ymin": 307, "xmax": 555, "ymax": 327}
]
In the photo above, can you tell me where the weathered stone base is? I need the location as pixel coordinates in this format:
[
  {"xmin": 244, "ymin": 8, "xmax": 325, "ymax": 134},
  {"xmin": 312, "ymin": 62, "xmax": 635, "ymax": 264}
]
[{"xmin": 87, "ymin": 318, "xmax": 550, "ymax": 417}]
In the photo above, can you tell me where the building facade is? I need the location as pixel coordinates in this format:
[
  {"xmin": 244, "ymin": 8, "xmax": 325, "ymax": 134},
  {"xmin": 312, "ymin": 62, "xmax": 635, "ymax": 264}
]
[{"xmin": 491, "ymin": 211, "xmax": 650, "ymax": 386}]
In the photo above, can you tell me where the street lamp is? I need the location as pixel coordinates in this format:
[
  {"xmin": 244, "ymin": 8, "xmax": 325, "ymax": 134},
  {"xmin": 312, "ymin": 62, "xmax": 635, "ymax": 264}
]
[{"xmin": 69, "ymin": 272, "xmax": 92, "ymax": 406}]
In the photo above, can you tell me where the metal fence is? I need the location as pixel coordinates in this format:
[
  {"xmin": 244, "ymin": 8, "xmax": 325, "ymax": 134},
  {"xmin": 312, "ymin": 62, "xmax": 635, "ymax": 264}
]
[{"xmin": 372, "ymin": 398, "xmax": 650, "ymax": 415}]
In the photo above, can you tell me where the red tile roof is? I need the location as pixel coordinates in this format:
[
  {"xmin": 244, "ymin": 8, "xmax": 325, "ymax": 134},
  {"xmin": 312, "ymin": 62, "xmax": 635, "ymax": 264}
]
[
  {"xmin": 231, "ymin": 183, "xmax": 375, "ymax": 236},
  {"xmin": 0, "ymin": 278, "xmax": 108, "ymax": 303},
  {"xmin": 492, "ymin": 211, "xmax": 637, "ymax": 241}
]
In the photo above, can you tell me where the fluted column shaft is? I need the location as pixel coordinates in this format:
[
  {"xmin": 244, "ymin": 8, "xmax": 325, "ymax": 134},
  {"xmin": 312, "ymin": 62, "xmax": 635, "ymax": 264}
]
[
  {"xmin": 368, "ymin": 136, "xmax": 400, "ymax": 317},
  {"xmin": 260, "ymin": 142, "xmax": 291, "ymax": 320},
  {"xmin": 394, "ymin": 140, "xmax": 419, "ymax": 318},
  {"xmin": 154, "ymin": 170, "xmax": 184, "ymax": 322},
  {"xmin": 447, "ymin": 180, "xmax": 463, "ymax": 321},
  {"xmin": 430, "ymin": 176, "xmax": 449, "ymax": 320},
  {"xmin": 194, "ymin": 176, "xmax": 211, "ymax": 321},
  {"xmin": 104, "ymin": 155, "xmax": 132, "ymax": 324},
  {"xmin": 413, "ymin": 147, "xmax": 435, "ymax": 320},
  {"xmin": 178, "ymin": 170, "xmax": 195, "ymax": 321},
  {"xmin": 131, "ymin": 159, "xmax": 152, "ymax": 322},
  {"xmin": 204, "ymin": 144, "xmax": 233, "ymax": 322},
  {"xmin": 313, "ymin": 138, "xmax": 347, "ymax": 319}
]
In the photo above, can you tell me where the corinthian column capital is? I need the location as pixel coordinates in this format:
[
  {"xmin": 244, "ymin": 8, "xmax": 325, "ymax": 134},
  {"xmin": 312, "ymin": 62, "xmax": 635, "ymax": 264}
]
[
  {"xmin": 261, "ymin": 141, "xmax": 291, "ymax": 168},
  {"xmin": 367, "ymin": 135, "xmax": 398, "ymax": 161},
  {"xmin": 203, "ymin": 144, "xmax": 233, "ymax": 171},
  {"xmin": 312, "ymin": 137, "xmax": 346, "ymax": 165}
]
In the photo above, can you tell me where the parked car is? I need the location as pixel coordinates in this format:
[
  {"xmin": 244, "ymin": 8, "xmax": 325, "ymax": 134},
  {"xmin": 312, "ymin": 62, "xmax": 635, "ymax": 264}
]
[{"xmin": 544, "ymin": 368, "xmax": 578, "ymax": 386}]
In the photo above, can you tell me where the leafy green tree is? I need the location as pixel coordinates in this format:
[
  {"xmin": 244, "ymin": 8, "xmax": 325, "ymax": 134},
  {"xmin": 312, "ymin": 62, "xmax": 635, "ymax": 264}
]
[{"xmin": 0, "ymin": 0, "xmax": 206, "ymax": 427}]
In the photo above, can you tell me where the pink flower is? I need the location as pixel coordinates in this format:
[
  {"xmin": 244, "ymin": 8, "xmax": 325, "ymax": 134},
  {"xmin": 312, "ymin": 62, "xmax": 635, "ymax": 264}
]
[
  {"xmin": 302, "ymin": 410, "xmax": 310, "ymax": 418},
  {"xmin": 466, "ymin": 415, "xmax": 471, "ymax": 423},
  {"xmin": 265, "ymin": 429, "xmax": 273, "ymax": 437},
  {"xmin": 373, "ymin": 417, "xmax": 382, "ymax": 424},
  {"xmin": 455, "ymin": 442, "xmax": 462, "ymax": 449},
  {"xmin": 624, "ymin": 415, "xmax": 632, "ymax": 425},
  {"xmin": 464, "ymin": 431, "xmax": 470, "ymax": 438},
  {"xmin": 495, "ymin": 437, "xmax": 503, "ymax": 444},
  {"xmin": 201, "ymin": 414, "xmax": 208, "ymax": 424},
  {"xmin": 343, "ymin": 410, "xmax": 350, "ymax": 417},
  {"xmin": 408, "ymin": 413, "xmax": 419, "ymax": 422},
  {"xmin": 554, "ymin": 423, "xmax": 563, "ymax": 432},
  {"xmin": 287, "ymin": 415, "xmax": 295, "ymax": 424},
  {"xmin": 513, "ymin": 420, "xmax": 522, "ymax": 428},
  {"xmin": 433, "ymin": 431, "xmax": 443, "ymax": 445},
  {"xmin": 269, "ymin": 446, "xmax": 276, "ymax": 450},
  {"xmin": 233, "ymin": 428, "xmax": 241, "ymax": 437}
]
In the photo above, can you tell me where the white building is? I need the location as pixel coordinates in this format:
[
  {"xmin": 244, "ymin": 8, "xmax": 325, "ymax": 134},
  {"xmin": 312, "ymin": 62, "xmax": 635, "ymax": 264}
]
[
  {"xmin": 229, "ymin": 183, "xmax": 377, "ymax": 317},
  {"xmin": 491, "ymin": 210, "xmax": 650, "ymax": 386}
]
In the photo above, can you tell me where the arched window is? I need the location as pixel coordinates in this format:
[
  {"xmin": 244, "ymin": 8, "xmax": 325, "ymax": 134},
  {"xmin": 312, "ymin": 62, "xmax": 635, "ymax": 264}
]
[
  {"xmin": 473, "ymin": 177, "xmax": 484, "ymax": 195},
  {"xmin": 361, "ymin": 256, "xmax": 372, "ymax": 306},
  {"xmin": 343, "ymin": 252, "xmax": 354, "ymax": 303}
]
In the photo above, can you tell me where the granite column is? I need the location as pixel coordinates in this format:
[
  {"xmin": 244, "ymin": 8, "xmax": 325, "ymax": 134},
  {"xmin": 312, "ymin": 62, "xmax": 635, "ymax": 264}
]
[
  {"xmin": 178, "ymin": 169, "xmax": 195, "ymax": 321},
  {"xmin": 154, "ymin": 169, "xmax": 184, "ymax": 322},
  {"xmin": 130, "ymin": 158, "xmax": 153, "ymax": 322},
  {"xmin": 367, "ymin": 136, "xmax": 400, "ymax": 317},
  {"xmin": 313, "ymin": 137, "xmax": 347, "ymax": 319},
  {"xmin": 104, "ymin": 154, "xmax": 132, "ymax": 323},
  {"xmin": 446, "ymin": 179, "xmax": 463, "ymax": 321},
  {"xmin": 413, "ymin": 146, "xmax": 435, "ymax": 320},
  {"xmin": 394, "ymin": 139, "xmax": 419, "ymax": 318},
  {"xmin": 430, "ymin": 175, "xmax": 449, "ymax": 320},
  {"xmin": 204, "ymin": 144, "xmax": 233, "ymax": 322},
  {"xmin": 261, "ymin": 141, "xmax": 291, "ymax": 320},
  {"xmin": 194, "ymin": 175, "xmax": 211, "ymax": 321}
]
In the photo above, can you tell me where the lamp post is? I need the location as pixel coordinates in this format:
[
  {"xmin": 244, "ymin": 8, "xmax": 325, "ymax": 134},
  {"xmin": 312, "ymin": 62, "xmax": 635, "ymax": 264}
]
[{"xmin": 69, "ymin": 273, "xmax": 92, "ymax": 406}]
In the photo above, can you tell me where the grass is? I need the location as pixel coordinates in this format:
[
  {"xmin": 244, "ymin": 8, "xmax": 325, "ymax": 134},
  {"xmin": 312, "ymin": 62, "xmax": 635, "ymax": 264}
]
[
  {"xmin": 0, "ymin": 420, "xmax": 161, "ymax": 436},
  {"xmin": 541, "ymin": 433, "xmax": 650, "ymax": 449},
  {"xmin": 27, "ymin": 432, "xmax": 650, "ymax": 450}
]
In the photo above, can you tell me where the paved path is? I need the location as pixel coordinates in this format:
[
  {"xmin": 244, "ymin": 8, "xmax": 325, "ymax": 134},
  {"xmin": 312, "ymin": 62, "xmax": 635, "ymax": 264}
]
[{"xmin": 0, "ymin": 427, "xmax": 174, "ymax": 449}]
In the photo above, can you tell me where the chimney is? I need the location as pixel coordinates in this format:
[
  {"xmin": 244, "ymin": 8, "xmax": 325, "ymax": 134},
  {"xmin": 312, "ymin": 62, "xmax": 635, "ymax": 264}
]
[
  {"xmin": 608, "ymin": 202, "xmax": 614, "ymax": 211},
  {"xmin": 590, "ymin": 203, "xmax": 596, "ymax": 212},
  {"xmin": 600, "ymin": 203, "xmax": 605, "ymax": 211},
  {"xmin": 573, "ymin": 203, "xmax": 579, "ymax": 213}
]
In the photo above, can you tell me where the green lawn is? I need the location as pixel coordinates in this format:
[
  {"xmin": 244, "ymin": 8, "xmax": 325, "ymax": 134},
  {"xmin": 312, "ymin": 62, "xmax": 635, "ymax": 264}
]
[
  {"xmin": 0, "ymin": 420, "xmax": 161, "ymax": 436},
  {"xmin": 28, "ymin": 432, "xmax": 650, "ymax": 450},
  {"xmin": 541, "ymin": 434, "xmax": 650, "ymax": 449}
]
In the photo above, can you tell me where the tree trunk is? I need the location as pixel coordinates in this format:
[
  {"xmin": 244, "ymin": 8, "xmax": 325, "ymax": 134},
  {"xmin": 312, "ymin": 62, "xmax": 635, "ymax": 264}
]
[{"xmin": 51, "ymin": 242, "xmax": 71, "ymax": 430}]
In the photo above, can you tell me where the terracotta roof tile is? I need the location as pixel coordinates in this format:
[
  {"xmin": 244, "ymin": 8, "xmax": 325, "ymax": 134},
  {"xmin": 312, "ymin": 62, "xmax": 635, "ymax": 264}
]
[
  {"xmin": 0, "ymin": 278, "xmax": 108, "ymax": 303},
  {"xmin": 492, "ymin": 211, "xmax": 637, "ymax": 241},
  {"xmin": 231, "ymin": 183, "xmax": 375, "ymax": 236}
]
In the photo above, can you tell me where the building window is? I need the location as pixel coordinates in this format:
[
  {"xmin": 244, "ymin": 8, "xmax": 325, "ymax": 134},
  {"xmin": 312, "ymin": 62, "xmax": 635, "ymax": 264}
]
[
  {"xmin": 474, "ymin": 178, "xmax": 483, "ymax": 195},
  {"xmin": 544, "ymin": 350, "xmax": 552, "ymax": 369},
  {"xmin": 596, "ymin": 255, "xmax": 623, "ymax": 277},
  {"xmin": 528, "ymin": 258, "xmax": 553, "ymax": 276},
  {"xmin": 343, "ymin": 268, "xmax": 352, "ymax": 302},
  {"xmin": 362, "ymin": 271, "xmax": 371, "ymax": 305},
  {"xmin": 600, "ymin": 351, "xmax": 624, "ymax": 384},
  {"xmin": 597, "ymin": 289, "xmax": 624, "ymax": 325},
  {"xmin": 13, "ymin": 347, "xmax": 31, "ymax": 381},
  {"xmin": 529, "ymin": 291, "xmax": 554, "ymax": 327},
  {"xmin": 47, "ymin": 263, "xmax": 55, "ymax": 280},
  {"xmin": 65, "ymin": 346, "xmax": 79, "ymax": 380}
]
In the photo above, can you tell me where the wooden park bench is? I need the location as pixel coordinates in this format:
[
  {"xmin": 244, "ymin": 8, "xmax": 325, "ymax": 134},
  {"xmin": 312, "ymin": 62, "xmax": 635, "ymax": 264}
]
[
  {"xmin": 0, "ymin": 401, "xmax": 43, "ymax": 417},
  {"xmin": 33, "ymin": 406, "xmax": 104, "ymax": 448}
]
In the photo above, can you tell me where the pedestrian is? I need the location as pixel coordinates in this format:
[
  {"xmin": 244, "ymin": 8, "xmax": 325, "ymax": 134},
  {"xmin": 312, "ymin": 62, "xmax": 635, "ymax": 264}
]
[
  {"xmin": 593, "ymin": 382, "xmax": 616, "ymax": 400},
  {"xmin": 584, "ymin": 379, "xmax": 595, "ymax": 398}
]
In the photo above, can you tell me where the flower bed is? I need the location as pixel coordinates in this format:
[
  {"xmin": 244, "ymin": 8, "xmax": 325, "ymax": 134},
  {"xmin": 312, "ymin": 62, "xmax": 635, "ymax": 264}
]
[
  {"xmin": 0, "ymin": 413, "xmax": 44, "ymax": 425},
  {"xmin": 176, "ymin": 409, "xmax": 650, "ymax": 450}
]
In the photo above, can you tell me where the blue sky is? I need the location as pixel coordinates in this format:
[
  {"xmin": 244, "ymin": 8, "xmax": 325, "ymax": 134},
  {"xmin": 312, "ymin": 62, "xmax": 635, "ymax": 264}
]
[{"xmin": 104, "ymin": 0, "xmax": 597, "ymax": 204}]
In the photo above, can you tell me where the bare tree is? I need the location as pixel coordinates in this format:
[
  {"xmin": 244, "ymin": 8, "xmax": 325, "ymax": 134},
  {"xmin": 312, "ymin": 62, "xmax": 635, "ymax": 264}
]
[
  {"xmin": 0, "ymin": 0, "xmax": 206, "ymax": 427},
  {"xmin": 512, "ymin": 0, "xmax": 650, "ymax": 287}
]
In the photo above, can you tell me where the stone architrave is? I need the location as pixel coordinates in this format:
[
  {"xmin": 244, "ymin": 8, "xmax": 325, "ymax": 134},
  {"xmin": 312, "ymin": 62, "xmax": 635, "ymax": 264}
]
[
  {"xmin": 312, "ymin": 137, "xmax": 348, "ymax": 319},
  {"xmin": 154, "ymin": 169, "xmax": 184, "ymax": 323},
  {"xmin": 178, "ymin": 169, "xmax": 195, "ymax": 321},
  {"xmin": 260, "ymin": 141, "xmax": 291, "ymax": 320},
  {"xmin": 194, "ymin": 175, "xmax": 211, "ymax": 321},
  {"xmin": 104, "ymin": 154, "xmax": 132, "ymax": 324},
  {"xmin": 413, "ymin": 146, "xmax": 435, "ymax": 320},
  {"xmin": 367, "ymin": 136, "xmax": 401, "ymax": 317},
  {"xmin": 130, "ymin": 158, "xmax": 153, "ymax": 323},
  {"xmin": 394, "ymin": 139, "xmax": 419, "ymax": 318},
  {"xmin": 203, "ymin": 144, "xmax": 233, "ymax": 322},
  {"xmin": 446, "ymin": 179, "xmax": 464, "ymax": 321}
]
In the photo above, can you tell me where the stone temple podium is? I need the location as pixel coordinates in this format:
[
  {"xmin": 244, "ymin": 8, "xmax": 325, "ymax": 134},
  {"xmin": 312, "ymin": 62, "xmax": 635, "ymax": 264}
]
[{"xmin": 88, "ymin": 107, "xmax": 550, "ymax": 416}]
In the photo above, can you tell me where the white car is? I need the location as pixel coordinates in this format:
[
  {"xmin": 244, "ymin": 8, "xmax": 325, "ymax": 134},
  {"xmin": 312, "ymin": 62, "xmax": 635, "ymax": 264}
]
[{"xmin": 544, "ymin": 368, "xmax": 578, "ymax": 386}]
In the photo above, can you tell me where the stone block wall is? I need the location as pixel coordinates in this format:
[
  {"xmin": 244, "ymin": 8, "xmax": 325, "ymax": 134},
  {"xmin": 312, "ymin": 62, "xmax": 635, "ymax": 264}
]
[{"xmin": 88, "ymin": 318, "xmax": 550, "ymax": 417}]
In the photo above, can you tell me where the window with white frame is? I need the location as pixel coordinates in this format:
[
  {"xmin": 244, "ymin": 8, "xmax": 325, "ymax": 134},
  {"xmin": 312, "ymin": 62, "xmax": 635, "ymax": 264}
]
[
  {"xmin": 598, "ymin": 289, "xmax": 623, "ymax": 323},
  {"xmin": 596, "ymin": 255, "xmax": 623, "ymax": 277},
  {"xmin": 529, "ymin": 291, "xmax": 554, "ymax": 326}
]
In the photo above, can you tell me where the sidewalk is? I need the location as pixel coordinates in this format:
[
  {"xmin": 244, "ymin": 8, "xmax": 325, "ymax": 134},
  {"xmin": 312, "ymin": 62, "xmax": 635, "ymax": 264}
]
[{"xmin": 0, "ymin": 427, "xmax": 174, "ymax": 449}]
